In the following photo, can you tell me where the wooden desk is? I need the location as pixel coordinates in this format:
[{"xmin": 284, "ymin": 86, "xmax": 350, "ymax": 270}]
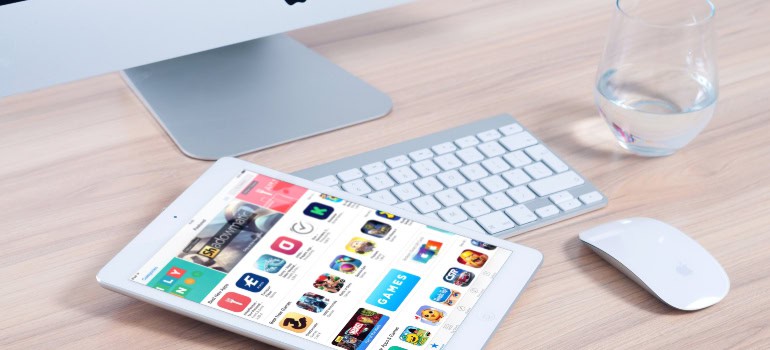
[{"xmin": 2, "ymin": 0, "xmax": 769, "ymax": 348}]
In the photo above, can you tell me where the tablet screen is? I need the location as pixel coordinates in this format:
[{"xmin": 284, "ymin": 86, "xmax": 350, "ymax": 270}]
[{"xmin": 132, "ymin": 170, "xmax": 512, "ymax": 349}]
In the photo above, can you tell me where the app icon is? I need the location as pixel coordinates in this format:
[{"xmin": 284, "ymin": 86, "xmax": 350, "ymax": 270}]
[
  {"xmin": 471, "ymin": 239, "xmax": 497, "ymax": 250},
  {"xmin": 271, "ymin": 236, "xmax": 303, "ymax": 255},
  {"xmin": 235, "ymin": 273, "xmax": 269, "ymax": 292},
  {"xmin": 443, "ymin": 267, "xmax": 475, "ymax": 287},
  {"xmin": 255, "ymin": 254, "xmax": 286, "ymax": 273},
  {"xmin": 416, "ymin": 305, "xmax": 446, "ymax": 325},
  {"xmin": 329, "ymin": 255, "xmax": 362, "ymax": 274},
  {"xmin": 313, "ymin": 273, "xmax": 345, "ymax": 293},
  {"xmin": 412, "ymin": 240, "xmax": 443, "ymax": 263},
  {"xmin": 217, "ymin": 292, "xmax": 251, "ymax": 312},
  {"xmin": 279, "ymin": 312, "xmax": 313, "ymax": 333},
  {"xmin": 290, "ymin": 221, "xmax": 314, "ymax": 234},
  {"xmin": 399, "ymin": 326, "xmax": 431, "ymax": 346},
  {"xmin": 332, "ymin": 308, "xmax": 389, "ymax": 349},
  {"xmin": 430, "ymin": 287, "xmax": 462, "ymax": 306},
  {"xmin": 361, "ymin": 220, "xmax": 392, "ymax": 238},
  {"xmin": 303, "ymin": 202, "xmax": 334, "ymax": 220},
  {"xmin": 388, "ymin": 347, "xmax": 408, "ymax": 350},
  {"xmin": 457, "ymin": 249, "xmax": 489, "ymax": 268},
  {"xmin": 345, "ymin": 237, "xmax": 376, "ymax": 255},
  {"xmin": 320, "ymin": 194, "xmax": 343, "ymax": 203},
  {"xmin": 296, "ymin": 292, "xmax": 330, "ymax": 313},
  {"xmin": 375, "ymin": 210, "xmax": 400, "ymax": 221},
  {"xmin": 166, "ymin": 267, "xmax": 186, "ymax": 278}
]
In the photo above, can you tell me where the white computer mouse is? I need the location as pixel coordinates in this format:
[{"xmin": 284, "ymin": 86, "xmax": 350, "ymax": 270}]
[{"xmin": 579, "ymin": 217, "xmax": 729, "ymax": 311}]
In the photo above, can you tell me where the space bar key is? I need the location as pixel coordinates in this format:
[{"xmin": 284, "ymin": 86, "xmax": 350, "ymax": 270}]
[{"xmin": 528, "ymin": 171, "xmax": 585, "ymax": 196}]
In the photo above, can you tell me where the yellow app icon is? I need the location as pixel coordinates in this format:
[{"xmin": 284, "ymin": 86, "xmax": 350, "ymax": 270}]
[
  {"xmin": 279, "ymin": 312, "xmax": 313, "ymax": 333},
  {"xmin": 197, "ymin": 245, "xmax": 220, "ymax": 258}
]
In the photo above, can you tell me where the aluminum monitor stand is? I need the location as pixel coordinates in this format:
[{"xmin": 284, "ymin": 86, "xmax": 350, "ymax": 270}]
[{"xmin": 123, "ymin": 34, "xmax": 392, "ymax": 160}]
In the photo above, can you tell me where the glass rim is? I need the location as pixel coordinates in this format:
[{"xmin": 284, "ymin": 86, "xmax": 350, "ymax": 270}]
[{"xmin": 615, "ymin": 0, "xmax": 716, "ymax": 28}]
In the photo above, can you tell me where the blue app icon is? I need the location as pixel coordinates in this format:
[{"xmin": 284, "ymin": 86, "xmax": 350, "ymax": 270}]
[
  {"xmin": 256, "ymin": 254, "xmax": 287, "ymax": 273},
  {"xmin": 235, "ymin": 273, "xmax": 269, "ymax": 292}
]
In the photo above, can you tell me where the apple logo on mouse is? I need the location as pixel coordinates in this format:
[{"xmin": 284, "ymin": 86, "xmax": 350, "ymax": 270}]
[
  {"xmin": 676, "ymin": 262, "xmax": 693, "ymax": 276},
  {"xmin": 285, "ymin": 0, "xmax": 306, "ymax": 5}
]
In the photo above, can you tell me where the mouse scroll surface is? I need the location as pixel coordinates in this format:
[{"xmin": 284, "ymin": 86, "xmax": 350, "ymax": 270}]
[{"xmin": 580, "ymin": 218, "xmax": 729, "ymax": 311}]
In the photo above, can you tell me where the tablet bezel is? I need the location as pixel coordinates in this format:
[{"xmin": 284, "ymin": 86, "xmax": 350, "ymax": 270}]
[{"xmin": 97, "ymin": 157, "xmax": 543, "ymax": 350}]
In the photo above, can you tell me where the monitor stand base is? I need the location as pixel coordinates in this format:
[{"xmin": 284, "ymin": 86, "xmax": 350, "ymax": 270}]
[{"xmin": 123, "ymin": 34, "xmax": 392, "ymax": 160}]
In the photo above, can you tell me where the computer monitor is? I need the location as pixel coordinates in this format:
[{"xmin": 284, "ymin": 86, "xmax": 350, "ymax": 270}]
[{"xmin": 0, "ymin": 0, "xmax": 411, "ymax": 159}]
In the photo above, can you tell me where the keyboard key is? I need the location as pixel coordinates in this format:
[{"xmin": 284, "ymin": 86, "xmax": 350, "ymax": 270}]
[
  {"xmin": 389, "ymin": 166, "xmax": 419, "ymax": 183},
  {"xmin": 476, "ymin": 211, "xmax": 516, "ymax": 234},
  {"xmin": 434, "ymin": 188, "xmax": 465, "ymax": 207},
  {"xmin": 549, "ymin": 190, "xmax": 574, "ymax": 204},
  {"xmin": 385, "ymin": 155, "xmax": 411, "ymax": 168},
  {"xmin": 499, "ymin": 123, "xmax": 523, "ymax": 135},
  {"xmin": 535, "ymin": 204, "xmax": 560, "ymax": 218},
  {"xmin": 483, "ymin": 192, "xmax": 515, "ymax": 210},
  {"xmin": 543, "ymin": 155, "xmax": 569, "ymax": 173},
  {"xmin": 457, "ymin": 182, "xmax": 488, "ymax": 199},
  {"xmin": 524, "ymin": 162, "xmax": 554, "ymax": 179},
  {"xmin": 365, "ymin": 173, "xmax": 396, "ymax": 191},
  {"xmin": 506, "ymin": 186, "xmax": 536, "ymax": 203},
  {"xmin": 459, "ymin": 163, "xmax": 489, "ymax": 181},
  {"xmin": 414, "ymin": 177, "xmax": 445, "ymax": 194},
  {"xmin": 557, "ymin": 198, "xmax": 582, "ymax": 211},
  {"xmin": 315, "ymin": 175, "xmax": 339, "ymax": 187},
  {"xmin": 503, "ymin": 150, "xmax": 532, "ymax": 168},
  {"xmin": 394, "ymin": 201, "xmax": 415, "ymax": 212},
  {"xmin": 434, "ymin": 154, "xmax": 463, "ymax": 170},
  {"xmin": 438, "ymin": 206, "xmax": 469, "ymax": 224},
  {"xmin": 501, "ymin": 168, "xmax": 532, "ymax": 186},
  {"xmin": 412, "ymin": 195, "xmax": 443, "ymax": 214},
  {"xmin": 456, "ymin": 147, "xmax": 485, "ymax": 164},
  {"xmin": 337, "ymin": 168, "xmax": 364, "ymax": 182},
  {"xmin": 477, "ymin": 141, "xmax": 506, "ymax": 158},
  {"xmin": 528, "ymin": 171, "xmax": 585, "ymax": 196},
  {"xmin": 525, "ymin": 145, "xmax": 568, "ymax": 173},
  {"xmin": 455, "ymin": 135, "xmax": 480, "ymax": 148},
  {"xmin": 368, "ymin": 190, "xmax": 398, "ymax": 205},
  {"xmin": 505, "ymin": 205, "xmax": 538, "ymax": 225},
  {"xmin": 425, "ymin": 212, "xmax": 441, "ymax": 220},
  {"xmin": 524, "ymin": 144, "xmax": 549, "ymax": 160},
  {"xmin": 409, "ymin": 148, "xmax": 434, "ymax": 161},
  {"xmin": 436, "ymin": 170, "xmax": 467, "ymax": 187},
  {"xmin": 362, "ymin": 161, "xmax": 388, "ymax": 175},
  {"xmin": 391, "ymin": 183, "xmax": 421, "ymax": 201},
  {"xmin": 461, "ymin": 199, "xmax": 492, "ymax": 217},
  {"xmin": 432, "ymin": 142, "xmax": 457, "ymax": 155},
  {"xmin": 579, "ymin": 191, "xmax": 604, "ymax": 204},
  {"xmin": 479, "ymin": 175, "xmax": 509, "ymax": 193},
  {"xmin": 481, "ymin": 157, "xmax": 511, "ymax": 174},
  {"xmin": 411, "ymin": 159, "xmax": 441, "ymax": 177},
  {"xmin": 458, "ymin": 220, "xmax": 484, "ymax": 233},
  {"xmin": 341, "ymin": 179, "xmax": 372, "ymax": 196},
  {"xmin": 499, "ymin": 131, "xmax": 538, "ymax": 151},
  {"xmin": 477, "ymin": 129, "xmax": 503, "ymax": 142}
]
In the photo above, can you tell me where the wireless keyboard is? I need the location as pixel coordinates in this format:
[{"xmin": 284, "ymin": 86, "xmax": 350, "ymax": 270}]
[{"xmin": 294, "ymin": 114, "xmax": 607, "ymax": 238}]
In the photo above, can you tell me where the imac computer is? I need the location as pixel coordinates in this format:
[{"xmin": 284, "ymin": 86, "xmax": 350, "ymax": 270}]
[{"xmin": 0, "ymin": 0, "xmax": 411, "ymax": 159}]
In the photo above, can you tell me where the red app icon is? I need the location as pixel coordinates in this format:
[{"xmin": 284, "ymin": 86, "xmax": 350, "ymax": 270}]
[
  {"xmin": 271, "ymin": 236, "xmax": 303, "ymax": 255},
  {"xmin": 166, "ymin": 267, "xmax": 186, "ymax": 278},
  {"xmin": 217, "ymin": 292, "xmax": 251, "ymax": 312}
]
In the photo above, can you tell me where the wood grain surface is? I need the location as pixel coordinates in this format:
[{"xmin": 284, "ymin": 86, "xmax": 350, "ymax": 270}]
[{"xmin": 2, "ymin": 0, "xmax": 769, "ymax": 348}]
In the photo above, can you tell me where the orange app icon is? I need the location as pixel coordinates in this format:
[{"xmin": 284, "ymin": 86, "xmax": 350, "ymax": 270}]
[
  {"xmin": 279, "ymin": 312, "xmax": 313, "ymax": 333},
  {"xmin": 457, "ymin": 249, "xmax": 489, "ymax": 268}
]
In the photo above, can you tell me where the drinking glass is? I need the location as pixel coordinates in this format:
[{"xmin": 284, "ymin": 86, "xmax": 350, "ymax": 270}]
[{"xmin": 595, "ymin": 0, "xmax": 717, "ymax": 156}]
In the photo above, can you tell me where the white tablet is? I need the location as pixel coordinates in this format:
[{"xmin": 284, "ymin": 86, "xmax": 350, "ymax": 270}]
[{"xmin": 98, "ymin": 157, "xmax": 542, "ymax": 350}]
